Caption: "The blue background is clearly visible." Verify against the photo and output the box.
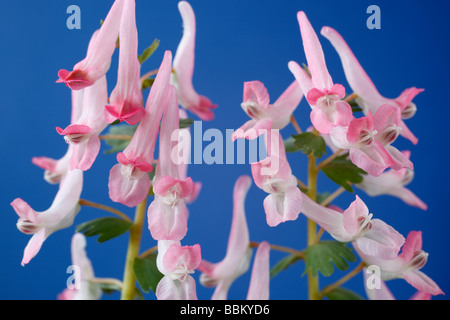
[1,0,448,300]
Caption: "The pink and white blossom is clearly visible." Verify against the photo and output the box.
[356,151,427,210]
[108,51,172,207]
[320,26,422,145]
[155,240,201,300]
[11,168,83,266]
[232,80,303,141]
[57,0,124,90]
[288,12,353,134]
[198,175,253,300]
[246,241,271,300]
[172,1,217,120]
[147,85,194,241]
[105,0,144,125]
[58,233,101,300]
[251,132,303,227]
[355,231,443,296]
[300,194,405,260]
[56,76,109,171]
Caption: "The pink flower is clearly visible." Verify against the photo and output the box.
[329,105,413,177]
[356,151,427,210]
[56,76,109,171]
[251,132,303,227]
[198,175,253,300]
[108,51,172,207]
[246,241,271,300]
[155,240,201,300]
[320,26,423,145]
[232,80,303,141]
[147,85,194,241]
[57,0,124,90]
[301,194,405,260]
[363,268,431,300]
[288,12,353,134]
[58,233,101,300]
[105,0,144,125]
[172,1,217,121]
[11,168,83,266]
[355,231,443,296]
[33,90,84,183]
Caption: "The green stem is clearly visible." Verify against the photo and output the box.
[320,262,366,298]
[120,199,147,300]
[306,154,320,300]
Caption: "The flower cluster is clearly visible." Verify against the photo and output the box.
[11,0,442,301]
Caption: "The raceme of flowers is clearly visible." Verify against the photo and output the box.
[11,0,443,300]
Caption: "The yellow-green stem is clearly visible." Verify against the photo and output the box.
[121,199,147,300]
[306,154,320,300]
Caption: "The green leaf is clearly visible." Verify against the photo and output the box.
[270,254,301,279]
[321,154,367,192]
[292,132,327,158]
[138,39,160,64]
[103,124,137,154]
[304,241,357,277]
[179,118,194,129]
[76,217,132,243]
[134,253,164,294]
[324,287,364,300]
[141,78,155,90]
[284,136,300,153]
[97,282,144,300]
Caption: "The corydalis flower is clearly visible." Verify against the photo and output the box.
[198,175,253,300]
[57,0,124,90]
[288,11,352,134]
[320,26,423,145]
[363,268,431,300]
[109,51,172,207]
[33,90,84,183]
[105,0,144,125]
[147,85,194,241]
[11,168,83,266]
[357,151,427,210]
[58,233,101,300]
[355,231,443,296]
[172,1,217,120]
[301,194,405,260]
[251,132,302,227]
[156,240,201,300]
[232,80,303,141]
[56,76,109,172]
[246,241,271,300]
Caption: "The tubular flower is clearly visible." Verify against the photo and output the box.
[251,131,303,227]
[246,241,271,300]
[147,85,194,241]
[172,1,217,120]
[356,151,427,210]
[300,194,405,260]
[56,76,109,172]
[178,109,202,204]
[58,233,102,300]
[105,0,144,125]
[363,268,431,300]
[108,51,172,207]
[11,168,83,266]
[198,175,253,300]
[288,12,353,134]
[329,111,396,177]
[33,90,84,183]
[320,26,423,145]
[232,80,303,141]
[354,231,443,296]
[155,240,201,300]
[57,0,124,90]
